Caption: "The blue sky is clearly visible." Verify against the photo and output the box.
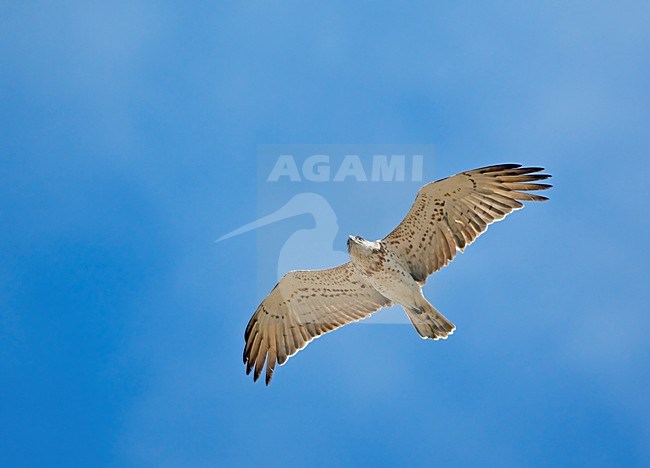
[2,1,649,466]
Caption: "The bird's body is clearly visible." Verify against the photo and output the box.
[241,164,552,384]
[348,237,455,340]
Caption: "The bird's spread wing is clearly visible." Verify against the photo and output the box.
[383,164,551,283]
[243,262,391,385]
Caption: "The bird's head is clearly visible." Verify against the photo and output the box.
[347,235,380,256]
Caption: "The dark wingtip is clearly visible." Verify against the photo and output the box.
[244,315,256,341]
[478,163,521,173]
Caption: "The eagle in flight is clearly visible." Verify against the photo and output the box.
[243,164,551,385]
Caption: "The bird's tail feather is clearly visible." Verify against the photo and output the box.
[405,302,455,340]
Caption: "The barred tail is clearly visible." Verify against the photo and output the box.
[404,302,455,340]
